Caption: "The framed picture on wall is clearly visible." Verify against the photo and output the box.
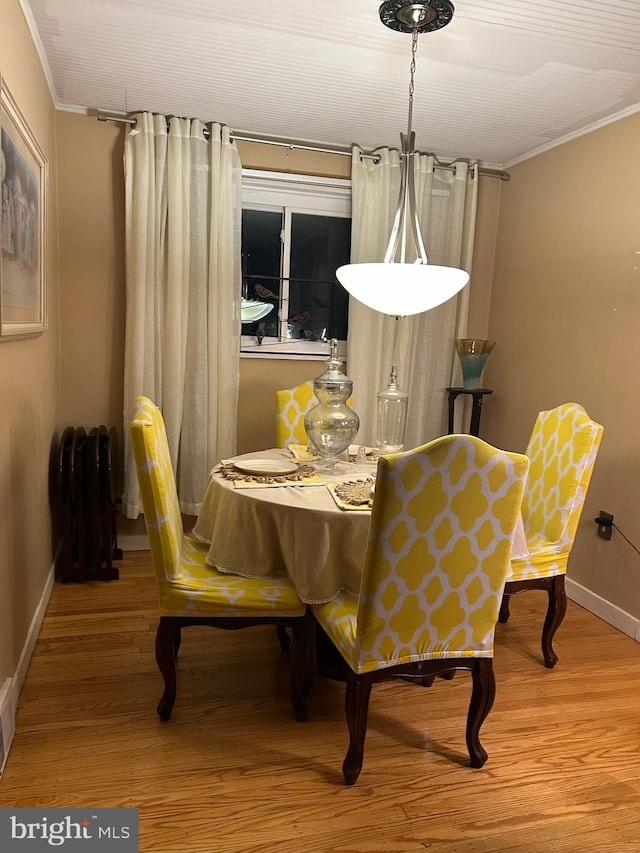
[0,74,47,338]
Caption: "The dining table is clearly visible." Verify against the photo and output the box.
[192,447,378,604]
[191,445,529,605]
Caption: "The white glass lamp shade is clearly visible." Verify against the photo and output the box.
[336,262,469,317]
[241,298,274,323]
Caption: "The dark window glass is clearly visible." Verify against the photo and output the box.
[242,209,282,339]
[288,214,351,342]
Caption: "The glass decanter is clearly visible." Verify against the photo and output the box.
[376,364,409,453]
[304,339,360,471]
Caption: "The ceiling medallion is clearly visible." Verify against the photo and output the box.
[379,0,454,34]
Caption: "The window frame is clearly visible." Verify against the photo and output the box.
[241,169,351,360]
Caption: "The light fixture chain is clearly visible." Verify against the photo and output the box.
[407,30,418,137]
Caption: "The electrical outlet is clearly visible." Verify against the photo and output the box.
[595,510,614,540]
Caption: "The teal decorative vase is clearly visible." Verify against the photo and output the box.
[455,339,495,390]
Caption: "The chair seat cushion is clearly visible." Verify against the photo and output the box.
[508,543,569,582]
[158,538,306,617]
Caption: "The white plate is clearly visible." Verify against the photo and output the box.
[233,458,299,476]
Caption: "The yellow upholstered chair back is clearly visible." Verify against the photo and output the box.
[521,402,603,559]
[351,435,529,674]
[275,381,316,448]
[502,403,603,667]
[129,396,184,583]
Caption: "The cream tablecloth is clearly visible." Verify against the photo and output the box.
[192,448,528,605]
[192,449,375,604]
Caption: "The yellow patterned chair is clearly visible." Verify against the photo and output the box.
[274,379,318,653]
[500,402,603,668]
[129,396,312,723]
[275,381,316,448]
[310,434,529,785]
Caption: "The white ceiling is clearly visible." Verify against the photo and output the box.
[20,0,640,168]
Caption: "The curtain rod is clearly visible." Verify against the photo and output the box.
[96,112,510,182]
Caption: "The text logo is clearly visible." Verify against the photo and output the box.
[0,808,138,851]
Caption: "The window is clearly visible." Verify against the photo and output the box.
[241,170,351,358]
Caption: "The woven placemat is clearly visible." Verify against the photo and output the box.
[218,461,323,488]
[328,477,375,510]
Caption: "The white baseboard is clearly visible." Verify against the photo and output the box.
[118,534,149,551]
[566,577,640,642]
[0,561,55,776]
[0,679,12,775]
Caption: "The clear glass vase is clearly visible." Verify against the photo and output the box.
[376,364,408,453]
[304,339,360,471]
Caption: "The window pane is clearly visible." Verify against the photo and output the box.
[288,214,351,342]
[242,209,282,338]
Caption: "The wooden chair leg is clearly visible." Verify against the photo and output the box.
[466,658,496,769]
[289,614,313,723]
[499,592,511,623]
[155,617,178,721]
[302,614,316,699]
[276,624,291,652]
[542,575,567,669]
[343,673,373,785]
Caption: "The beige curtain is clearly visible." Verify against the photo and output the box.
[347,148,478,447]
[122,113,241,518]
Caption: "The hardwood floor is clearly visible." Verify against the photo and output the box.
[0,550,639,852]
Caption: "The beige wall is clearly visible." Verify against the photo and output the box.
[237,358,320,453]
[57,112,126,428]
[483,111,640,618]
[0,0,59,679]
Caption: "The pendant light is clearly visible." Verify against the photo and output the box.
[336,0,469,317]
